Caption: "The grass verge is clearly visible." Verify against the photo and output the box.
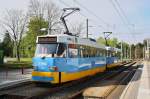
[0,58,33,69]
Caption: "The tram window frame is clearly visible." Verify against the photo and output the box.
[88,46,91,57]
[56,43,67,57]
[82,45,88,58]
[78,45,106,58]
[93,47,97,57]
[107,50,112,57]
[79,45,89,58]
[91,48,93,57]
[102,49,106,57]
[35,43,57,57]
[78,45,83,58]
[97,48,104,57]
[68,44,79,58]
[116,51,121,58]
[96,49,99,57]
[35,43,67,58]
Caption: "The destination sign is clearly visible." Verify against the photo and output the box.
[38,37,57,43]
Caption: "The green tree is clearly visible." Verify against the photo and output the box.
[2,31,13,57]
[108,38,118,47]
[21,17,48,57]
[135,43,143,59]
[131,44,135,59]
[0,40,3,50]
[2,9,28,61]
[97,37,119,48]
[97,37,106,45]
[20,0,61,58]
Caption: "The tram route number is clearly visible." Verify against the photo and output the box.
[38,37,57,43]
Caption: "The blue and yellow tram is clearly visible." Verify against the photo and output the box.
[32,34,121,84]
[106,47,121,68]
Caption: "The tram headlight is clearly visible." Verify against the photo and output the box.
[49,66,58,71]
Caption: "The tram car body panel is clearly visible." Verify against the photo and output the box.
[32,57,106,83]
[106,47,121,68]
[106,57,121,68]
[32,34,121,84]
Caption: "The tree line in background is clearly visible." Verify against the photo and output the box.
[0,0,144,61]
[97,37,144,59]
[0,0,60,61]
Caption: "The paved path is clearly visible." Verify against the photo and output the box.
[0,69,32,84]
[137,61,150,99]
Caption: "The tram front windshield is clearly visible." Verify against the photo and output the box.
[35,43,66,57]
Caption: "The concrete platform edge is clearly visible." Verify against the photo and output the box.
[120,63,143,99]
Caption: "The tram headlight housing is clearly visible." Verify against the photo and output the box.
[49,66,58,71]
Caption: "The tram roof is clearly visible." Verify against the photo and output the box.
[37,34,106,49]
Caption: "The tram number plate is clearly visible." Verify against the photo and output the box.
[38,37,57,43]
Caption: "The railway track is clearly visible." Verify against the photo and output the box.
[0,61,136,99]
[82,62,140,99]
[0,81,51,99]
[0,79,82,99]
[56,62,136,99]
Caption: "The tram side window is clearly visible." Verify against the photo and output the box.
[107,51,112,57]
[96,50,99,57]
[78,45,106,58]
[93,47,96,57]
[101,49,105,57]
[97,50,100,57]
[78,46,84,57]
[116,52,121,58]
[99,49,103,57]
[79,45,90,58]
[90,47,93,57]
[80,45,88,58]
[78,45,83,58]
[79,46,106,57]
[112,52,115,57]
[68,44,78,58]
[110,51,113,57]
[96,49,105,57]
[118,52,121,59]
[88,46,94,57]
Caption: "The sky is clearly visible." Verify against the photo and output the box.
[0,0,150,44]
